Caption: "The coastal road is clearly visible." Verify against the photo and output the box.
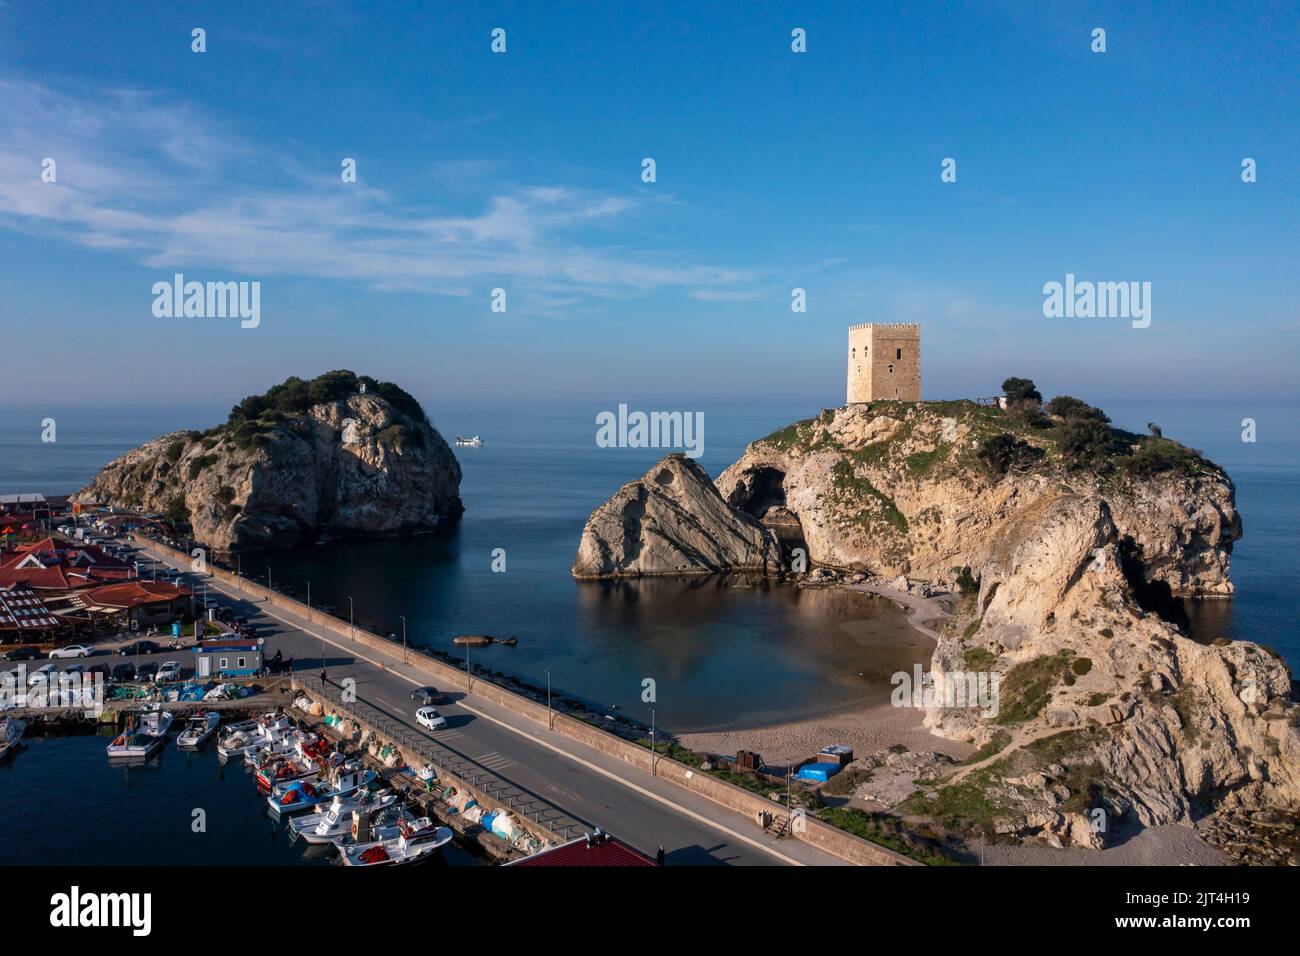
[133,545,848,867]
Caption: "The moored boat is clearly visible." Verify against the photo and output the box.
[268,761,379,816]
[255,737,330,791]
[338,816,452,867]
[288,790,399,845]
[0,716,26,762]
[177,711,221,749]
[218,713,294,759]
[107,706,174,759]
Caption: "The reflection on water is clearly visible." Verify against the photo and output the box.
[241,534,927,731]
[0,732,478,867]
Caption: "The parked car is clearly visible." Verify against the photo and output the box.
[27,663,57,686]
[110,663,137,682]
[49,643,93,659]
[155,661,183,682]
[60,663,84,676]
[118,640,160,656]
[2,646,42,662]
[415,706,447,730]
[85,663,111,679]
[136,661,160,682]
[410,686,444,705]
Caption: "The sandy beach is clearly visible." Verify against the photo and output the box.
[678,580,973,765]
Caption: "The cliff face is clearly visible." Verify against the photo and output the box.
[574,400,1298,849]
[714,402,1239,598]
[77,385,462,552]
[572,454,782,578]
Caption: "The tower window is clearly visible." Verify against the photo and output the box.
[888,364,895,374]
[896,348,902,360]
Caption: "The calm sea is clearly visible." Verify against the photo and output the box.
[1,398,1295,731]
[0,730,479,867]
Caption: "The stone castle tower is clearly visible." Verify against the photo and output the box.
[847,323,921,403]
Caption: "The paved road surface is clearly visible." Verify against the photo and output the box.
[113,545,848,866]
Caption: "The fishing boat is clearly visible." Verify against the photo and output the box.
[454,435,483,447]
[176,711,221,749]
[255,737,331,791]
[339,816,453,867]
[241,727,305,766]
[0,716,26,762]
[268,761,379,816]
[288,789,399,845]
[218,714,294,758]
[106,706,174,759]
[221,710,288,737]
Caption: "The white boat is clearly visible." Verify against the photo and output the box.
[218,715,294,759]
[107,706,174,759]
[454,435,483,447]
[240,727,303,766]
[0,716,26,762]
[268,761,379,816]
[288,790,400,845]
[339,816,453,867]
[176,711,221,749]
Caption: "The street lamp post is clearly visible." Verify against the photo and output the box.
[651,708,657,776]
[348,597,354,641]
[401,615,407,664]
[546,670,552,730]
[465,642,471,693]
[306,580,311,622]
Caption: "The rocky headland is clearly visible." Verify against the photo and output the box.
[76,370,463,551]
[574,390,1299,857]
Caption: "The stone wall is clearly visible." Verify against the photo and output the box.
[847,322,921,403]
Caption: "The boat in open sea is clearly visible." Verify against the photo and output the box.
[106,706,174,759]
[454,435,483,447]
[0,716,26,762]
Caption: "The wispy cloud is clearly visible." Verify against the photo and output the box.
[0,77,756,302]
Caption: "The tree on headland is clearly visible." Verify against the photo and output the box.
[978,434,1045,477]
[1001,377,1043,420]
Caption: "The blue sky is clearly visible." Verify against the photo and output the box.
[0,0,1296,411]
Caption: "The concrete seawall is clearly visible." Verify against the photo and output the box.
[135,533,917,866]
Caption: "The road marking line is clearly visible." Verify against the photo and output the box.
[454,697,800,863]
[145,547,805,865]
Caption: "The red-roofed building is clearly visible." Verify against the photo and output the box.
[0,538,131,591]
[506,830,659,867]
[0,587,61,641]
[68,581,191,627]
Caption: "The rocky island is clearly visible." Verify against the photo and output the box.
[574,381,1299,856]
[76,370,463,551]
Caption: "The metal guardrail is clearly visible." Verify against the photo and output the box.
[295,675,586,843]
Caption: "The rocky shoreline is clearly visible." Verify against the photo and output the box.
[572,397,1300,858]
